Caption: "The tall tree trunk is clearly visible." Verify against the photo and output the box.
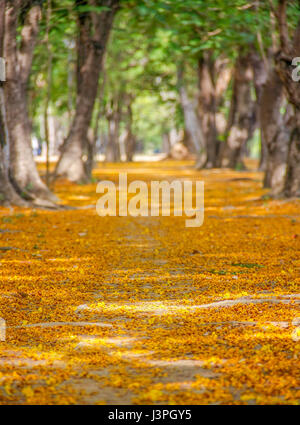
[124,131,136,162]
[54,0,119,182]
[250,50,269,171]
[177,65,206,168]
[124,94,135,162]
[162,133,171,156]
[197,55,232,168]
[260,68,290,195]
[197,52,218,168]
[182,128,197,154]
[4,0,56,205]
[215,57,232,144]
[259,131,268,171]
[221,53,254,169]
[86,70,107,178]
[0,144,25,206]
[105,98,121,162]
[0,128,24,206]
[0,0,24,205]
[85,128,96,180]
[283,110,300,197]
[44,0,52,188]
[274,1,300,197]
[0,79,20,205]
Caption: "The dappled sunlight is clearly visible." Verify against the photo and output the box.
[0,161,299,404]
[1,0,300,408]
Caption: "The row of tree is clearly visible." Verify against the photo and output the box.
[0,0,300,208]
[0,0,119,207]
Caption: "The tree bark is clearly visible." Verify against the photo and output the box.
[86,71,106,178]
[197,53,228,168]
[260,68,290,195]
[124,130,136,162]
[215,58,232,140]
[0,132,25,206]
[283,110,300,197]
[4,0,56,205]
[197,53,218,168]
[85,128,96,180]
[124,94,135,162]
[197,55,232,168]
[0,0,25,206]
[220,53,254,169]
[105,98,121,162]
[274,1,300,197]
[162,133,171,156]
[177,65,206,168]
[250,50,269,171]
[54,0,119,182]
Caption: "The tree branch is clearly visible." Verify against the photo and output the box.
[277,0,291,53]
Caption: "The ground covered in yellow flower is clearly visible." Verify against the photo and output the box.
[0,161,299,405]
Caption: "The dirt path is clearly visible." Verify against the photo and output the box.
[0,161,299,404]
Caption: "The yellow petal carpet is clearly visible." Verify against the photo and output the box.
[0,161,299,404]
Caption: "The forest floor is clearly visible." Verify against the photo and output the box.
[0,160,299,405]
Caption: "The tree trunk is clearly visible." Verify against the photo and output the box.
[86,71,107,179]
[0,148,25,206]
[0,136,25,206]
[250,50,269,171]
[274,1,300,197]
[221,53,254,169]
[177,65,206,168]
[0,0,25,206]
[0,1,10,203]
[283,109,300,197]
[54,0,119,182]
[105,99,121,162]
[85,128,96,179]
[162,133,171,156]
[197,55,232,168]
[4,1,56,206]
[124,95,135,162]
[259,132,268,172]
[124,131,136,162]
[0,64,25,205]
[260,68,290,195]
[215,58,232,144]
[197,53,218,168]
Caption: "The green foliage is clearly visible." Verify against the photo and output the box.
[27,0,300,153]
